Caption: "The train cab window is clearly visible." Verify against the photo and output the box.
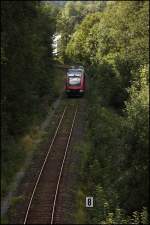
[67,69,83,77]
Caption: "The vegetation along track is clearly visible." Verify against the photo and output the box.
[23,104,78,224]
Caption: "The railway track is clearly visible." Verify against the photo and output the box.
[23,104,78,224]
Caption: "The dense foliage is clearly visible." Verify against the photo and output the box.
[1,1,149,224]
[56,1,106,62]
[65,1,149,223]
[1,1,59,197]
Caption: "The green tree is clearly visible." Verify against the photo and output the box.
[1,1,58,197]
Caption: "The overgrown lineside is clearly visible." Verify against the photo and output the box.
[64,1,149,223]
[1,1,59,198]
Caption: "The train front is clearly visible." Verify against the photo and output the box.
[65,68,85,96]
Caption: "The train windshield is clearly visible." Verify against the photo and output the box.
[68,77,81,86]
[67,69,82,77]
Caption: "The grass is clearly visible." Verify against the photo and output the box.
[1,139,27,198]
[1,216,9,224]
[75,189,86,224]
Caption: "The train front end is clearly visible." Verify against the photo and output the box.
[65,68,85,96]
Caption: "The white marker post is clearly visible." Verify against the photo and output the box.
[86,197,93,207]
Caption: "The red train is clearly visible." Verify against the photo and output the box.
[65,66,86,96]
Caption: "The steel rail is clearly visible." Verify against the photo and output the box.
[50,106,78,224]
[23,106,67,224]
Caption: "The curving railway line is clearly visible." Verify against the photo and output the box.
[23,104,78,224]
